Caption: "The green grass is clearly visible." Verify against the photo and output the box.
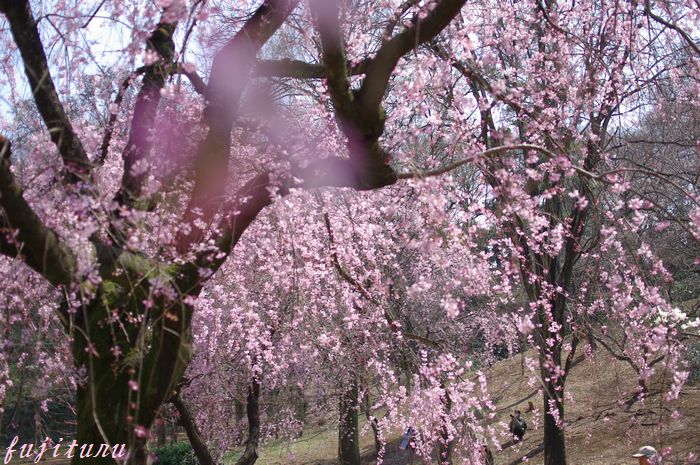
[223,417,395,465]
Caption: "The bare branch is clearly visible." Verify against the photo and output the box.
[644,0,700,56]
[115,20,178,207]
[176,64,208,95]
[177,0,300,252]
[0,0,91,183]
[253,58,368,79]
[98,67,146,165]
[358,0,467,113]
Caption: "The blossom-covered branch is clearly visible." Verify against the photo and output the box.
[0,136,77,286]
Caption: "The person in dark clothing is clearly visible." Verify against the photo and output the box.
[509,410,527,442]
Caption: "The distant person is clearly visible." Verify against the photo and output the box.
[399,426,416,464]
[399,425,416,450]
[632,446,659,465]
[509,410,527,442]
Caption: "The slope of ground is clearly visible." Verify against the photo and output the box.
[16,343,698,465]
[486,348,699,465]
[241,346,699,465]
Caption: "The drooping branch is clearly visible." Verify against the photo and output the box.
[429,41,529,118]
[0,136,77,287]
[0,0,91,183]
[180,156,397,287]
[322,207,442,349]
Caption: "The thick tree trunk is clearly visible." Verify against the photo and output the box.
[235,379,261,465]
[338,378,361,465]
[71,287,193,465]
[542,392,566,465]
[73,383,138,465]
[171,394,216,465]
[537,298,569,465]
[72,319,137,465]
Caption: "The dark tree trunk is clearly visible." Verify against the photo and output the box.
[438,380,453,465]
[73,387,137,465]
[235,378,261,465]
[537,296,570,465]
[338,378,361,465]
[171,394,216,465]
[542,389,566,465]
[72,312,137,465]
[362,390,381,458]
[71,286,193,465]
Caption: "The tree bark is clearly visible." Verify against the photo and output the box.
[72,302,138,465]
[71,285,193,465]
[171,394,216,465]
[362,390,381,458]
[235,379,261,465]
[338,378,361,465]
[438,380,453,465]
[542,386,566,465]
[73,376,136,465]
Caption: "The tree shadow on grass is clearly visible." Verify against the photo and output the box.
[504,442,545,465]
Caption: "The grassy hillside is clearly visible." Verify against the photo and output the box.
[234,346,699,465]
[17,342,698,465]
